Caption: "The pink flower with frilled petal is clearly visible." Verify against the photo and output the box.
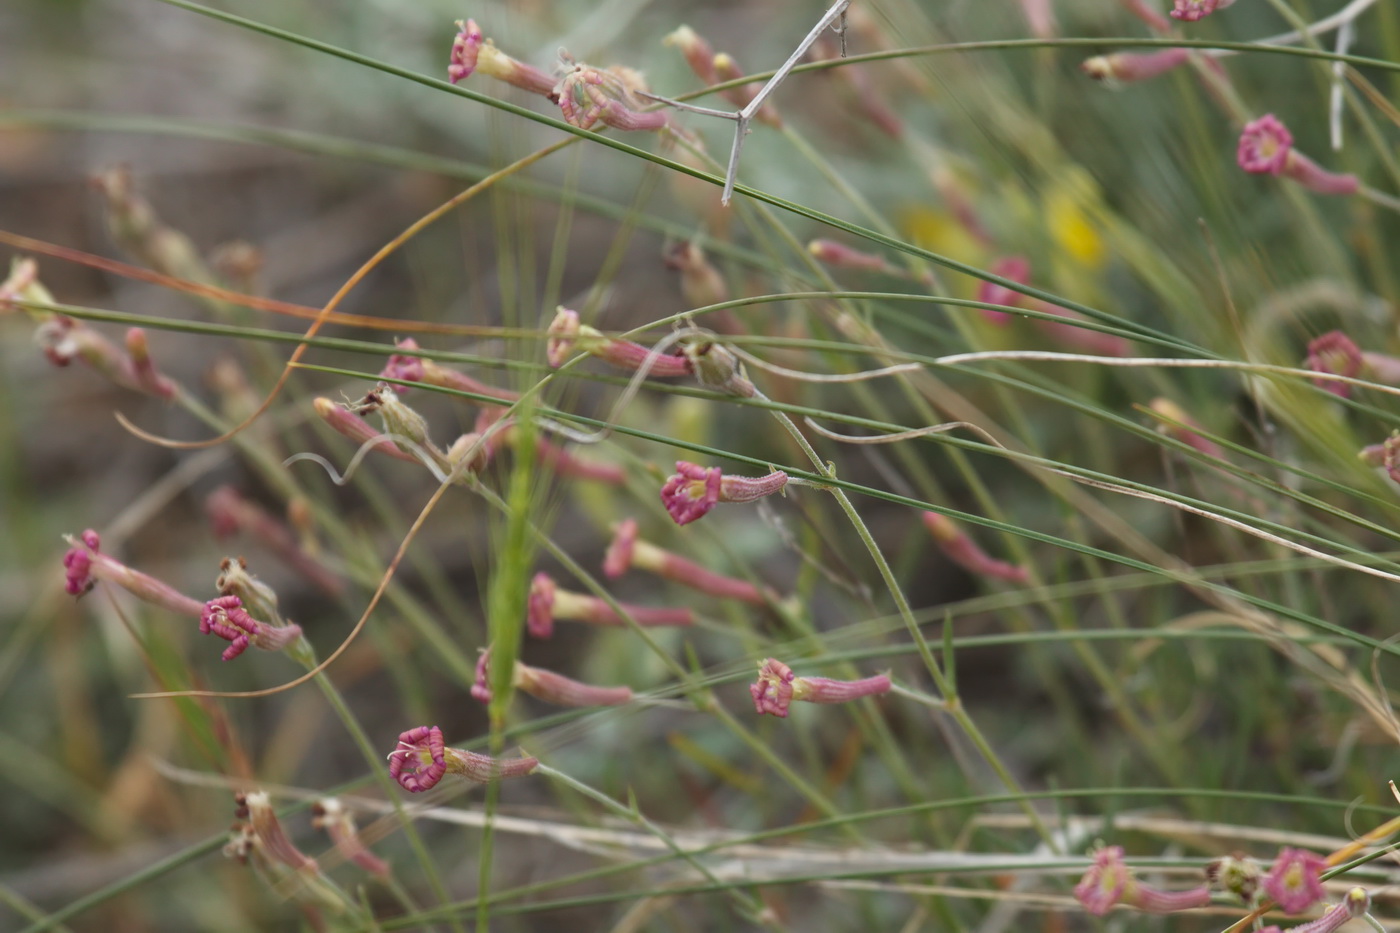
[750,658,797,718]
[526,571,693,638]
[660,461,788,526]
[749,657,891,718]
[387,724,537,792]
[1075,846,1133,915]
[448,20,483,84]
[1238,115,1294,175]
[1263,847,1326,915]
[661,462,722,525]
[387,725,448,793]
[199,595,303,662]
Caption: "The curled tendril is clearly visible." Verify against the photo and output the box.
[284,433,448,485]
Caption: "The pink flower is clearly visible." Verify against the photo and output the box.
[386,725,537,793]
[199,595,303,662]
[1238,115,1294,175]
[1073,846,1215,914]
[63,529,102,595]
[977,257,1031,325]
[387,725,448,792]
[446,20,555,97]
[1305,331,1363,398]
[35,317,176,398]
[1075,846,1132,915]
[448,19,483,84]
[62,530,205,616]
[1263,847,1327,914]
[1171,0,1236,21]
[1238,115,1359,195]
[660,461,788,526]
[749,658,891,718]
[660,462,721,525]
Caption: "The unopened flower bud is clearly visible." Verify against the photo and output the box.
[545,307,692,376]
[808,239,893,273]
[352,383,448,470]
[473,647,633,707]
[379,337,520,403]
[664,25,718,84]
[604,518,773,603]
[526,571,694,638]
[921,512,1029,584]
[1081,48,1191,84]
[313,397,419,463]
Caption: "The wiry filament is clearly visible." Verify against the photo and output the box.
[728,345,920,382]
[803,417,1008,450]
